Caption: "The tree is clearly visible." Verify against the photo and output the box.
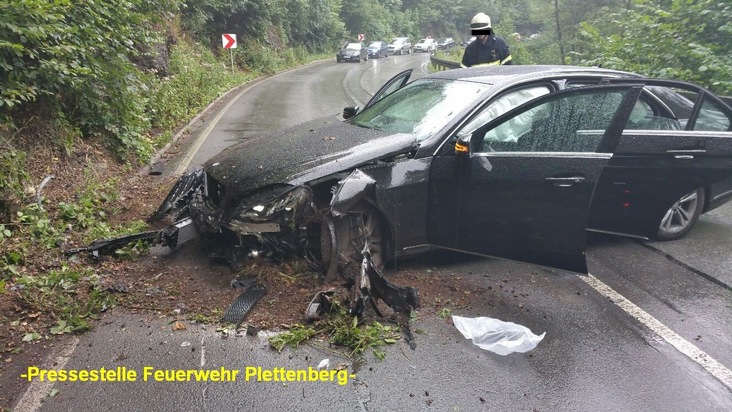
[575,0,732,94]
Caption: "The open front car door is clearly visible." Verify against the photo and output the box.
[429,85,644,274]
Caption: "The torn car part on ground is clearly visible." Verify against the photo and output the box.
[222,283,267,328]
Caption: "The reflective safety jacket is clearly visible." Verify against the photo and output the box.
[461,36,512,67]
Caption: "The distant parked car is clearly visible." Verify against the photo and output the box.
[388,37,411,55]
[437,37,455,50]
[336,42,368,62]
[461,36,476,47]
[366,41,389,58]
[414,38,437,53]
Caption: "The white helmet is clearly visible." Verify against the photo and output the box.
[470,13,492,30]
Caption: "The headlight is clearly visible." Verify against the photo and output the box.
[234,186,314,224]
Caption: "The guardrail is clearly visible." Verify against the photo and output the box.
[430,55,461,71]
[427,57,732,107]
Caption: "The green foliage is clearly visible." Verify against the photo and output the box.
[575,0,732,94]
[16,204,61,249]
[235,40,319,75]
[0,143,28,216]
[269,300,401,359]
[327,315,400,359]
[16,265,114,333]
[0,246,23,280]
[0,0,181,159]
[149,42,252,134]
[269,324,318,351]
[437,307,453,319]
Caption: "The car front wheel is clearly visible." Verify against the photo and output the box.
[320,203,386,279]
[656,187,705,240]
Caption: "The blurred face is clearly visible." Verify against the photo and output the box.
[471,29,491,43]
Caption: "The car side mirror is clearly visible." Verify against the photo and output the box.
[343,106,359,119]
[455,134,471,156]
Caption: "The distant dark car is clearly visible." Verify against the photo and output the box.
[437,37,455,50]
[152,66,732,276]
[336,42,367,62]
[461,36,476,47]
[366,41,389,58]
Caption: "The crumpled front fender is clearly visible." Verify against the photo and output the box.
[330,169,376,217]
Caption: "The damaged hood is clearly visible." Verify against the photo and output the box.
[204,116,418,196]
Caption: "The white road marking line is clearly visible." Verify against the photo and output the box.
[420,60,430,75]
[14,336,80,412]
[200,335,206,367]
[581,273,732,390]
[174,67,304,175]
[173,84,249,176]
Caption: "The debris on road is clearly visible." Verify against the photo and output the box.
[452,315,545,355]
[222,284,267,328]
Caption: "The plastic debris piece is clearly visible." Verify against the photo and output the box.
[452,315,545,356]
[317,359,330,370]
[221,285,266,328]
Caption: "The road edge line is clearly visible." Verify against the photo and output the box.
[13,336,80,412]
[581,273,732,391]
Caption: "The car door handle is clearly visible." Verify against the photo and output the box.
[667,149,706,160]
[545,177,585,187]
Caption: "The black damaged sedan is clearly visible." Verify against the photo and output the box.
[149,65,732,276]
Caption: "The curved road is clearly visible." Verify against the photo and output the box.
[170,54,433,175]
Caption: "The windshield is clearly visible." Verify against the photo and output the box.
[350,79,486,142]
[345,43,361,50]
[367,42,381,47]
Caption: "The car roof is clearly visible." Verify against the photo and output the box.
[426,65,642,87]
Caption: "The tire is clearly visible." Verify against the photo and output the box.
[656,187,705,240]
[320,203,387,279]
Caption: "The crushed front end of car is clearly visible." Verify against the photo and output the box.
[147,169,324,270]
[67,168,326,272]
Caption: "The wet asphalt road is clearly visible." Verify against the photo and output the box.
[17,54,732,411]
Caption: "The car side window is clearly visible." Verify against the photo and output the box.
[480,89,630,153]
[456,86,551,140]
[695,99,731,131]
[624,99,681,130]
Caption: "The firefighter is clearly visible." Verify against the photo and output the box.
[461,13,512,67]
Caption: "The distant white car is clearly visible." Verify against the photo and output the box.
[388,37,412,55]
[414,38,437,52]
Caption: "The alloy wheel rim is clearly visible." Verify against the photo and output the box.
[659,190,699,234]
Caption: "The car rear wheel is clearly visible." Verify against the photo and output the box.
[320,203,386,279]
[656,187,705,240]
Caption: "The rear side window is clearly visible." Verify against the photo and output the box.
[648,86,732,131]
[695,99,731,131]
